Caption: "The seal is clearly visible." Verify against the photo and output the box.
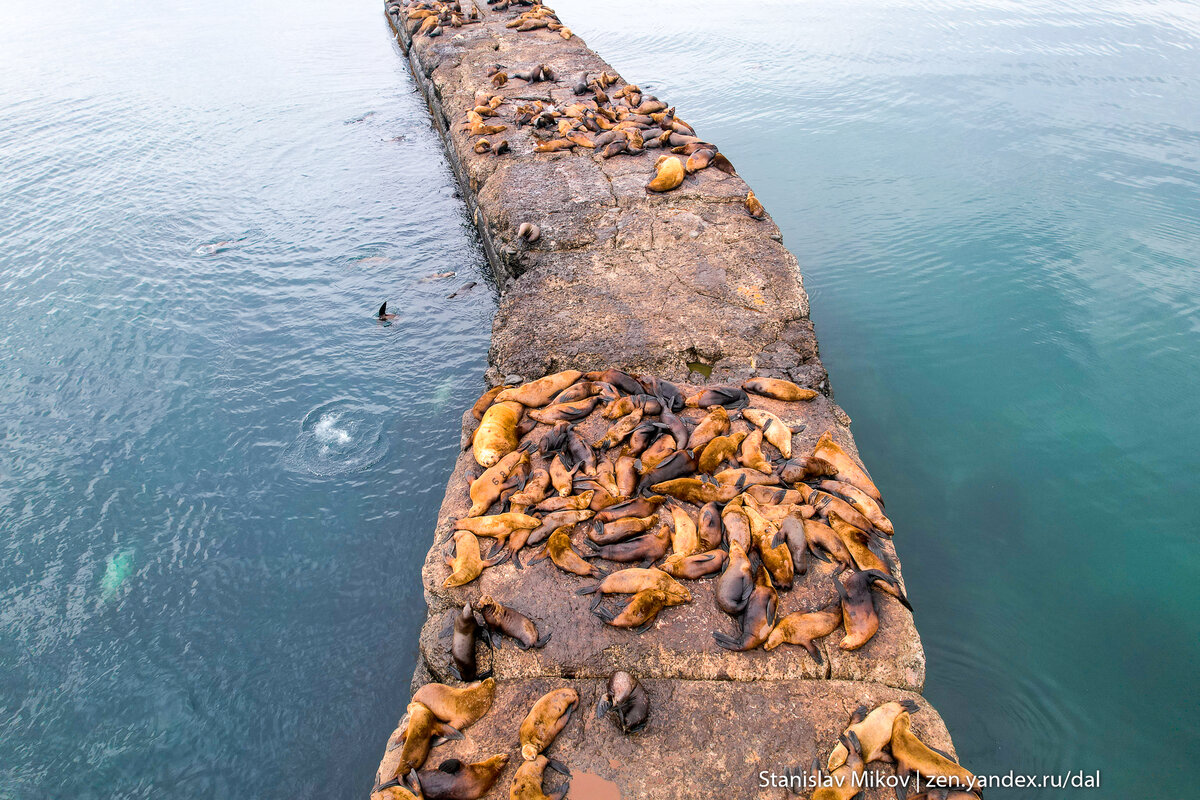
[797,518,855,572]
[683,386,749,409]
[744,190,765,219]
[596,670,649,733]
[582,369,643,395]
[697,501,724,550]
[532,525,604,577]
[659,548,726,579]
[414,754,509,800]
[796,484,875,534]
[509,755,570,800]
[646,155,684,192]
[716,539,755,616]
[712,566,777,651]
[375,702,463,787]
[441,604,491,681]
[594,587,673,630]
[742,377,817,402]
[891,711,977,790]
[411,678,497,731]
[528,396,602,423]
[519,688,579,761]
[454,512,541,543]
[534,491,594,513]
[474,400,523,467]
[594,408,644,449]
[819,479,894,534]
[496,371,583,408]
[738,429,774,474]
[467,449,530,517]
[635,449,697,494]
[811,431,882,501]
[552,381,619,405]
[651,477,736,505]
[779,455,838,483]
[836,569,909,650]
[745,505,793,589]
[762,605,841,658]
[508,469,550,514]
[828,512,898,589]
[588,514,658,545]
[575,566,689,608]
[370,785,419,800]
[741,408,795,458]
[826,699,919,771]
[685,406,730,452]
[593,495,665,523]
[697,431,746,473]
[475,595,550,649]
[443,531,509,588]
[583,520,672,562]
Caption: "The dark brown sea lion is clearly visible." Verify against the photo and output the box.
[635,449,696,494]
[565,428,597,473]
[637,375,685,410]
[589,514,658,545]
[657,407,691,449]
[552,380,619,405]
[712,566,776,651]
[742,377,817,402]
[475,595,550,649]
[836,569,909,651]
[411,678,496,731]
[797,483,875,533]
[519,688,578,760]
[471,384,511,420]
[528,396,601,424]
[596,671,649,733]
[779,455,838,483]
[683,386,749,409]
[659,548,725,579]
[819,479,894,534]
[763,606,841,659]
[414,753,509,800]
[537,421,571,454]
[583,368,643,395]
[583,521,671,562]
[593,495,665,523]
[444,604,489,681]
[696,501,724,550]
[716,540,755,618]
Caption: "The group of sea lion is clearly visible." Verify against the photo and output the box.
[803,701,981,800]
[389,0,480,38]
[372,679,588,800]
[438,595,551,681]
[449,367,910,661]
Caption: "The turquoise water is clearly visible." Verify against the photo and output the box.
[0,0,493,795]
[553,0,1200,795]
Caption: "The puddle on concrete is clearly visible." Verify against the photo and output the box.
[686,361,713,378]
[569,770,622,800]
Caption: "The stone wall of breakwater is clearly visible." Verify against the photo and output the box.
[371,2,974,798]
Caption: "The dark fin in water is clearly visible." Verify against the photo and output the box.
[377,301,388,318]
[929,744,958,763]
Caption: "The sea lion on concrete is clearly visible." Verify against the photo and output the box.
[564,428,597,474]
[508,469,550,514]
[763,606,841,658]
[697,431,746,474]
[471,384,511,420]
[716,539,755,617]
[528,397,601,424]
[576,566,689,612]
[812,431,882,501]
[796,484,875,534]
[827,699,920,771]
[659,548,725,579]
[583,520,672,562]
[745,506,793,590]
[741,408,794,458]
[891,712,977,790]
[651,477,736,505]
[468,449,530,517]
[475,595,549,649]
[594,408,644,449]
[517,222,540,243]
[635,449,697,494]
[666,501,701,556]
[742,377,817,402]
[536,421,571,454]
[797,518,855,572]
[370,785,419,800]
[549,454,576,497]
[779,455,838,483]
[721,503,754,552]
[637,376,685,410]
[532,525,603,577]
[444,531,509,588]
[603,394,662,419]
[519,688,579,760]
[646,155,685,192]
[638,432,676,471]
[684,386,749,410]
[594,587,673,630]
[712,565,776,651]
[819,480,893,535]
[581,368,640,395]
[827,513,897,588]
[738,429,774,474]
[622,421,661,458]
[744,190,765,219]
[474,401,523,467]
[837,569,908,650]
[509,755,570,800]
[552,381,619,405]
[534,491,594,513]
[415,754,509,800]
[776,514,809,576]
[496,371,583,408]
[742,485,805,506]
[412,678,497,731]
[686,406,730,452]
[593,495,666,524]
[443,604,490,681]
[596,671,649,733]
[589,514,658,545]
[615,455,638,497]
[696,501,724,550]
[455,512,541,541]
[376,703,463,786]
[713,467,779,489]
[523,509,595,548]
[810,732,865,800]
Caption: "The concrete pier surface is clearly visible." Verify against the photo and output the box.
[372,1,974,797]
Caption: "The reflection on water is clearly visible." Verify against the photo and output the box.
[552,0,1199,795]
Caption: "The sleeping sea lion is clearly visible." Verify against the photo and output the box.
[684,386,749,410]
[659,548,725,579]
[646,155,684,192]
[533,525,603,577]
[414,754,509,800]
[519,688,579,760]
[471,384,511,420]
[738,429,774,474]
[596,670,649,733]
[475,595,549,649]
[716,539,755,616]
[762,606,841,658]
[811,431,882,501]
[594,587,673,630]
[443,531,509,588]
[411,678,497,731]
[796,484,875,534]
[891,712,977,791]
[467,449,530,517]
[508,469,550,514]
[473,401,523,467]
[593,495,665,523]
[375,703,462,787]
[819,479,893,534]
[712,566,776,651]
[797,518,855,572]
[740,408,794,458]
[685,406,730,453]
[496,371,583,408]
[696,501,724,550]
[697,431,746,473]
[528,396,602,423]
[510,755,570,800]
[827,699,920,770]
[589,514,658,545]
[836,569,909,651]
[583,521,672,562]
[635,450,697,494]
[575,567,689,608]
[742,377,817,402]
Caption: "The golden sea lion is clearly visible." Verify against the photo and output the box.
[796,484,875,534]
[741,408,794,458]
[667,502,701,556]
[686,406,730,452]
[370,785,419,800]
[779,455,838,483]
[659,548,725,579]
[646,155,684,192]
[519,688,579,760]
[797,518,855,572]
[467,450,530,517]
[738,429,774,474]
[685,147,715,173]
[742,377,817,401]
[827,513,899,591]
[712,566,776,651]
[636,434,675,472]
[375,703,462,787]
[696,501,724,550]
[615,454,638,497]
[496,371,583,408]
[721,502,754,552]
[471,384,511,420]
[548,454,576,497]
[763,606,841,658]
[528,396,602,424]
[533,525,603,577]
[509,754,569,800]
[415,753,509,800]
[476,595,549,649]
[696,430,745,473]
[820,479,893,534]
[552,380,618,405]
[444,531,508,588]
[534,490,594,513]
[474,401,523,467]
[576,566,689,607]
[811,732,865,800]
[891,712,977,790]
[523,509,595,548]
[594,408,644,449]
[827,699,920,771]
[713,467,779,489]
[745,505,793,590]
[595,587,673,629]
[412,678,497,731]
[744,190,765,219]
[812,431,882,501]
[455,512,541,541]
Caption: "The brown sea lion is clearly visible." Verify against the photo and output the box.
[798,518,855,572]
[548,453,576,497]
[473,401,523,467]
[646,155,684,192]
[594,587,673,630]
[746,505,793,590]
[508,469,550,514]
[721,503,754,552]
[528,396,601,424]
[593,495,665,523]
[534,490,594,513]
[533,525,603,577]
[582,368,642,395]
[375,703,462,786]
[589,514,658,545]
[796,483,876,533]
[776,513,809,576]
[820,479,894,534]
[744,190,765,219]
[828,512,898,590]
[741,408,795,458]
[891,712,978,790]
[685,406,730,452]
[636,450,697,494]
[564,428,597,474]
[412,678,496,731]
[763,606,841,658]
[697,430,747,473]
[575,566,689,607]
[827,699,920,771]
[615,454,638,497]
[738,429,775,474]
[519,688,579,760]
[810,732,865,800]
[475,595,550,649]
[443,531,509,588]
[471,384,511,420]
[712,565,776,651]
[837,569,909,650]
[596,670,649,733]
[812,431,882,501]
[713,467,780,489]
[467,449,530,517]
[509,754,569,800]
[496,371,583,408]
[684,386,749,410]
[583,520,672,562]
[685,147,715,173]
[523,509,595,548]
[454,512,541,541]
[443,604,490,681]
[552,380,618,405]
[779,455,838,483]
[666,502,701,556]
[659,548,726,579]
[742,377,817,402]
[594,408,644,449]
[370,785,420,800]
[415,753,509,800]
[696,501,724,550]
[716,539,755,616]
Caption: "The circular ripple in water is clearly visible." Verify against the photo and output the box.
[281,399,389,477]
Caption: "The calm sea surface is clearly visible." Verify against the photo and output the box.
[2,0,1197,797]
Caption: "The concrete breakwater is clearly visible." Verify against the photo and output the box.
[373,2,974,798]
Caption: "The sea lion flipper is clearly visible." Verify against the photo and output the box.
[547,757,571,776]
[596,696,611,718]
[575,584,599,595]
[534,633,552,648]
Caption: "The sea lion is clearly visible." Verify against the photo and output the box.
[685,147,716,173]
[549,454,577,497]
[519,688,579,760]
[474,401,523,467]
[517,222,540,243]
[796,484,875,534]
[827,699,920,771]
[564,429,597,474]
[716,540,755,617]
[636,433,675,472]
[534,490,594,513]
[455,512,541,541]
[412,678,497,731]
[582,368,642,395]
[652,477,737,505]
[741,408,794,458]
[576,566,689,606]
[665,502,700,556]
[508,469,550,514]
[744,190,765,219]
[594,409,644,451]
[375,703,462,786]
[622,421,661,457]
[594,587,673,629]
[528,396,602,424]
[594,495,665,523]
[820,480,894,534]
[685,406,730,452]
[471,384,511,420]
[811,431,882,501]
[810,732,865,800]
[684,386,749,410]
[697,431,747,473]
[637,376,685,410]
[532,525,603,577]
[536,422,571,455]
[377,301,399,321]
[763,606,841,658]
[444,604,489,681]
[738,429,774,474]
[475,595,549,649]
[523,509,595,548]
[635,449,697,494]
[583,521,672,562]
[696,501,724,550]
[713,467,780,489]
[779,455,838,483]
[370,784,419,800]
[745,506,793,590]
[415,754,509,800]
[797,518,855,572]
[615,454,638,497]
[827,512,896,586]
[776,513,809,576]
[589,514,658,545]
[836,569,908,650]
[721,503,754,552]
[596,671,649,733]
[659,548,725,579]
[742,377,817,402]
[510,755,570,800]
[468,450,530,517]
[712,566,776,651]
[891,712,977,790]
[444,531,509,588]
[552,381,619,405]
[603,394,661,419]
[496,371,583,408]
[742,485,804,506]
[646,155,684,192]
